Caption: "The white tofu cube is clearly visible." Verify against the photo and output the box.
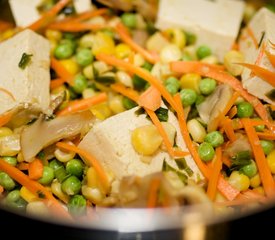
[239,7,275,104]
[0,29,50,115]
[9,0,93,27]
[155,0,245,62]
[78,105,203,182]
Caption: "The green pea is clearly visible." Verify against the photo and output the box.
[66,159,84,178]
[204,131,224,148]
[195,95,205,106]
[198,142,215,162]
[2,156,17,166]
[121,12,137,29]
[72,74,88,94]
[133,74,147,91]
[142,61,153,71]
[55,166,70,183]
[237,101,254,118]
[199,78,216,95]
[181,53,192,61]
[240,160,258,178]
[54,43,74,59]
[180,88,197,107]
[76,48,93,67]
[38,166,54,185]
[68,194,87,216]
[165,77,180,95]
[253,118,265,132]
[61,175,81,195]
[122,96,137,110]
[260,140,274,155]
[185,32,196,45]
[196,45,212,59]
[5,189,27,211]
[48,159,63,171]
[0,172,16,190]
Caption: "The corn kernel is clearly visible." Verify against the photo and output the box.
[83,64,94,79]
[134,53,145,67]
[267,149,275,174]
[26,201,50,217]
[146,32,170,53]
[224,50,244,76]
[187,119,206,143]
[82,185,104,204]
[183,45,197,60]
[91,102,112,120]
[116,71,133,88]
[20,186,38,202]
[60,58,80,75]
[93,61,111,75]
[228,171,250,191]
[92,32,115,55]
[201,55,219,65]
[250,173,261,188]
[108,95,126,114]
[0,127,13,137]
[115,43,132,59]
[82,88,96,99]
[165,28,186,49]
[131,125,163,156]
[0,134,20,156]
[253,186,265,195]
[0,29,16,41]
[180,73,201,93]
[51,179,69,203]
[79,33,94,48]
[160,44,182,63]
[160,122,176,150]
[54,141,76,162]
[45,29,62,41]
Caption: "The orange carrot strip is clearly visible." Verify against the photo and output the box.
[221,118,237,142]
[217,176,240,201]
[0,20,14,32]
[0,158,72,219]
[257,131,275,140]
[26,0,71,31]
[56,141,109,191]
[147,177,161,208]
[110,83,139,102]
[96,53,178,111]
[0,87,16,101]
[247,27,258,48]
[68,8,108,23]
[48,22,106,32]
[170,61,271,127]
[0,110,14,128]
[50,57,74,85]
[173,150,190,158]
[28,158,44,180]
[238,63,275,88]
[228,106,237,119]
[56,92,107,116]
[138,86,161,111]
[17,162,30,171]
[207,147,222,201]
[254,42,266,66]
[114,23,159,64]
[222,155,232,168]
[265,50,275,68]
[241,118,275,198]
[50,78,65,89]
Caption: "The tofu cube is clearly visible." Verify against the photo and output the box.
[78,105,203,182]
[9,0,93,27]
[0,29,50,115]
[155,0,245,62]
[239,7,275,104]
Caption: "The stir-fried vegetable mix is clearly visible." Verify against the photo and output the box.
[0,0,275,222]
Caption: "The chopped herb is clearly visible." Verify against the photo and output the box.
[37,191,46,199]
[18,53,33,70]
[45,114,55,121]
[95,75,116,85]
[175,158,194,177]
[230,150,252,171]
[162,160,188,184]
[266,89,275,101]
[155,107,169,122]
[135,107,145,116]
[37,151,45,160]
[258,31,265,48]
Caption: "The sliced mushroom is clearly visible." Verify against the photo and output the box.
[20,110,95,161]
[197,84,233,131]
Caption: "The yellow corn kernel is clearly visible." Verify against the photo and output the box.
[116,71,133,88]
[180,73,201,93]
[267,149,275,174]
[228,171,250,191]
[45,29,62,41]
[108,95,126,114]
[0,127,13,138]
[91,102,112,120]
[54,141,76,162]
[160,44,182,63]
[79,33,94,48]
[136,13,146,29]
[187,119,206,143]
[146,32,170,53]
[0,28,16,41]
[134,53,145,67]
[160,122,176,151]
[26,201,50,217]
[93,61,111,75]
[131,125,163,156]
[250,173,261,188]
[115,43,132,59]
[165,28,186,49]
[82,88,96,99]
[20,186,38,202]
[201,55,219,65]
[253,186,265,195]
[83,64,94,79]
[82,185,104,205]
[224,50,244,76]
[51,179,70,203]
[60,58,80,75]
[0,134,20,156]
[183,45,197,60]
[92,32,115,55]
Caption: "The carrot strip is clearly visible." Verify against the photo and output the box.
[228,106,237,119]
[238,63,275,88]
[207,147,222,201]
[56,92,107,116]
[265,50,275,68]
[254,42,266,66]
[221,155,232,168]
[96,54,178,111]
[110,83,139,102]
[0,110,14,128]
[50,78,65,89]
[241,118,275,198]
[220,118,237,142]
[50,57,74,85]
[47,22,106,32]
[28,158,44,180]
[217,176,240,201]
[0,158,72,220]
[247,27,258,48]
[0,20,14,32]
[26,0,71,31]
[0,185,3,194]
[257,131,275,140]
[170,61,271,128]
[114,23,159,64]
[56,141,109,191]
[138,86,161,111]
[17,162,30,171]
[66,8,108,23]
[0,87,16,101]
[147,177,161,208]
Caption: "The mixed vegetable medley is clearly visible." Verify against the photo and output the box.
[0,0,275,222]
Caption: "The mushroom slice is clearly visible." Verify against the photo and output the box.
[20,111,94,161]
